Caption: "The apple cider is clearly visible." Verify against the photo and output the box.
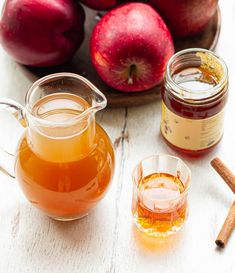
[15,93,115,220]
[132,172,188,236]
[132,155,190,236]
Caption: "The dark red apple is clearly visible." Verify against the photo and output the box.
[150,0,218,37]
[0,0,85,67]
[90,3,174,92]
[80,0,117,10]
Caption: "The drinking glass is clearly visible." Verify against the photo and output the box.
[132,154,191,236]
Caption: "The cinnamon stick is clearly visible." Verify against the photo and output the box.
[215,201,235,248]
[210,157,235,248]
[211,157,235,194]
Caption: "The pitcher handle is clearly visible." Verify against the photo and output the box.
[0,99,27,178]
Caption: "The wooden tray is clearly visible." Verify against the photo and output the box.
[29,7,221,108]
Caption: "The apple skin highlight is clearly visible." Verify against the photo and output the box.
[150,0,218,37]
[90,3,174,92]
[0,0,85,67]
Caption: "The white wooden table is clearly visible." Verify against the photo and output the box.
[0,1,235,272]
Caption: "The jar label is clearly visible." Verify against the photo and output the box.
[161,102,225,150]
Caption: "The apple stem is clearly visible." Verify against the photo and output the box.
[128,64,137,85]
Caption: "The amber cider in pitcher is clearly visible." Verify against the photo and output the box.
[13,73,115,220]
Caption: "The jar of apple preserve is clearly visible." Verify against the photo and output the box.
[161,48,228,156]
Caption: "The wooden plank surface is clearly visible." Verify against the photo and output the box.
[0,1,235,273]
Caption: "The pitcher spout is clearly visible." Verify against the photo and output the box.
[26,73,107,123]
[80,75,107,114]
[24,73,108,162]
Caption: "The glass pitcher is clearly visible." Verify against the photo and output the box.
[0,73,115,221]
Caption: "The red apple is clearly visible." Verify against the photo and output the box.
[0,0,85,67]
[80,0,117,10]
[150,0,218,37]
[90,3,174,92]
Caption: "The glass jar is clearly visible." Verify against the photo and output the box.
[161,48,228,156]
